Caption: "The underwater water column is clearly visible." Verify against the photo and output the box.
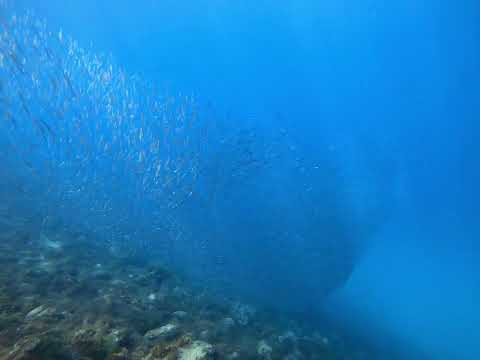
[0,11,208,255]
[0,8,380,315]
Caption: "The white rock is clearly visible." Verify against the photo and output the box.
[144,323,179,340]
[41,234,62,250]
[178,340,213,360]
[257,340,273,359]
[25,305,45,320]
[25,305,53,321]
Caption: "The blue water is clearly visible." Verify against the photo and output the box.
[2,1,479,358]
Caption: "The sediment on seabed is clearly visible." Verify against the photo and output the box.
[0,219,385,360]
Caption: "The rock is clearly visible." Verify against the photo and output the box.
[7,335,69,360]
[41,233,63,250]
[231,302,255,326]
[7,337,41,360]
[144,323,179,340]
[147,334,192,359]
[217,317,235,335]
[25,305,45,319]
[199,330,211,341]
[257,340,273,359]
[24,305,54,321]
[278,331,297,345]
[72,327,110,360]
[172,310,188,319]
[107,347,129,360]
[106,328,133,350]
[178,340,214,360]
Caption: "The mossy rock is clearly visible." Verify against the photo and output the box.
[107,347,129,360]
[72,328,111,360]
[149,335,192,359]
[8,335,70,360]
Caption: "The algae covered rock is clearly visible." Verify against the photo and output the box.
[7,335,70,360]
[107,347,129,360]
[71,324,122,360]
[146,335,192,359]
